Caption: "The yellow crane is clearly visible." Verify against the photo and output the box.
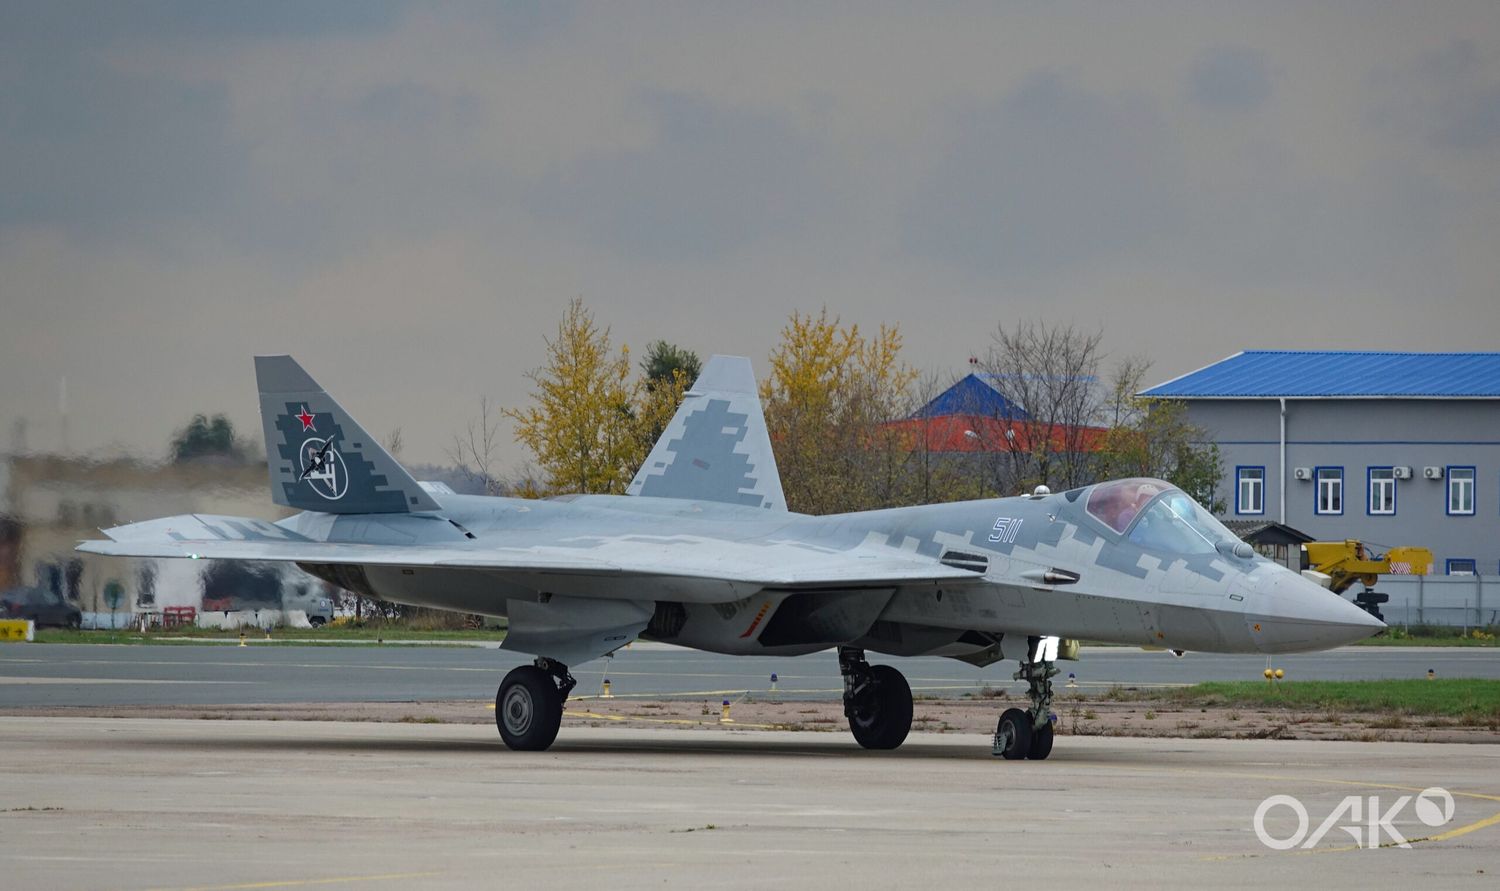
[1300,540,1433,621]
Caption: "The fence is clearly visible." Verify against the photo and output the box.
[1375,574,1499,629]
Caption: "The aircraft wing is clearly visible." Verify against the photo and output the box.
[77,513,982,594]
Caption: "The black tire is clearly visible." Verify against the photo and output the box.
[848,664,913,750]
[1027,718,1054,760]
[308,616,327,628]
[995,707,1032,761]
[496,666,563,751]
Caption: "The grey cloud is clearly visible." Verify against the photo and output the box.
[0,0,406,246]
[902,73,1185,278]
[0,1,401,48]
[1188,46,1273,112]
[3,4,1500,466]
[1421,42,1500,149]
[523,92,835,261]
[1372,39,1500,152]
[0,59,241,239]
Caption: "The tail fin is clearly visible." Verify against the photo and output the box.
[625,355,786,510]
[255,355,440,514]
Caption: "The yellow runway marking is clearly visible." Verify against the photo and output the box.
[150,871,442,890]
[1168,767,1500,860]
[1423,806,1500,842]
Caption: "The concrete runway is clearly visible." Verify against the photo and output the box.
[2,642,1497,708]
[0,717,1495,889]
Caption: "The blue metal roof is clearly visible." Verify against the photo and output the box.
[1142,351,1500,399]
[912,374,1029,419]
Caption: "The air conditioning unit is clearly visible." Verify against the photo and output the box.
[1423,466,1444,480]
[1392,466,1413,480]
[1293,467,1312,481]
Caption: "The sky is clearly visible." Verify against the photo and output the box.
[3,1,1499,471]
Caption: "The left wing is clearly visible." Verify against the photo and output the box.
[78,513,982,596]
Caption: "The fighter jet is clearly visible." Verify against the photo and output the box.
[78,355,1384,759]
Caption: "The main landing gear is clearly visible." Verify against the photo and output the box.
[993,635,1056,761]
[839,647,913,750]
[496,657,576,751]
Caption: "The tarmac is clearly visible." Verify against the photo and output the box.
[3,642,1497,707]
[0,717,1496,889]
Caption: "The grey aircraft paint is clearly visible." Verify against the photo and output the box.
[626,355,785,510]
[81,355,1383,697]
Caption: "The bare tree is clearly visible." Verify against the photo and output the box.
[383,426,404,459]
[981,321,1106,491]
[446,397,505,495]
[1105,356,1152,429]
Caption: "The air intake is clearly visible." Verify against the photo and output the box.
[939,550,989,573]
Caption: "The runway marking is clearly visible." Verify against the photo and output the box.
[564,681,1194,701]
[1152,767,1500,860]
[568,688,823,700]
[0,676,257,685]
[148,871,443,890]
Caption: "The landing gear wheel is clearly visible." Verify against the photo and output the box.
[994,707,1032,761]
[496,665,563,751]
[1027,719,1054,760]
[847,664,913,750]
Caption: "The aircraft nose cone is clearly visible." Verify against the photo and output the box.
[1246,570,1386,653]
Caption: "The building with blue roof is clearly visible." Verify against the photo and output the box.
[910,373,1030,420]
[1142,351,1500,594]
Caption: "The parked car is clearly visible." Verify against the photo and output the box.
[306,596,334,627]
[0,586,83,629]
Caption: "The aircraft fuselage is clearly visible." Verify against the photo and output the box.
[288,483,1381,663]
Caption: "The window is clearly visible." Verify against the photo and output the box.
[1315,467,1343,515]
[1447,467,1475,515]
[1085,478,1169,534]
[1236,467,1265,515]
[1126,490,1234,556]
[1368,467,1396,515]
[1447,558,1477,576]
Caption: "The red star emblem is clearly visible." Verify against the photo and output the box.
[294,407,316,432]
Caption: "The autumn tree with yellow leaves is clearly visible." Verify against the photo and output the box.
[507,299,694,496]
[760,309,921,514]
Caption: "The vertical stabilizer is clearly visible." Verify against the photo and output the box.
[626,355,786,510]
[254,356,440,514]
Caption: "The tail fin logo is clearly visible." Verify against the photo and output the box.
[299,437,348,500]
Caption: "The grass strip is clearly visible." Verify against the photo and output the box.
[1165,679,1500,719]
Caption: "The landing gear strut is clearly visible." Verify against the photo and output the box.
[496,657,576,751]
[839,647,913,750]
[993,636,1057,760]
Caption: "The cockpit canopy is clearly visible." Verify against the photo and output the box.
[1084,478,1239,555]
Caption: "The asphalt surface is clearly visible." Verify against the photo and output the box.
[1,642,1497,708]
[1,718,1496,889]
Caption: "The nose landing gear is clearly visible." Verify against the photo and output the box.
[496,657,576,751]
[839,647,913,750]
[993,635,1057,760]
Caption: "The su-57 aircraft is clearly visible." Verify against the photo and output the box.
[79,355,1384,759]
